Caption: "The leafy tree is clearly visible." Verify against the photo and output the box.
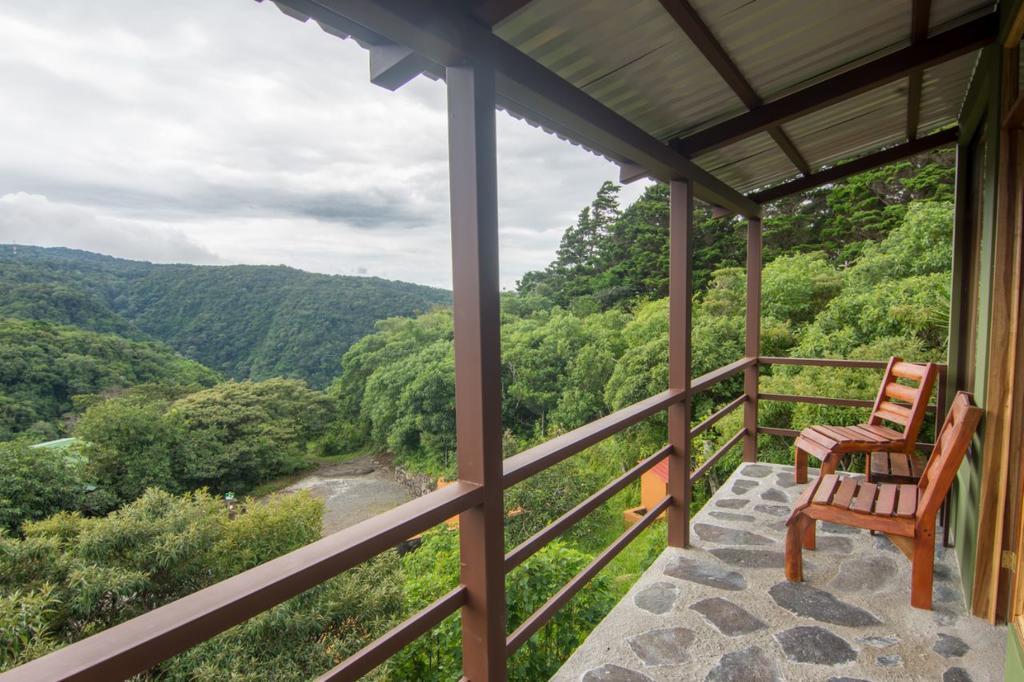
[0,317,218,439]
[0,441,88,534]
[0,489,405,678]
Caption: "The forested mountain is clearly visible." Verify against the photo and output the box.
[0,246,449,387]
[0,318,219,440]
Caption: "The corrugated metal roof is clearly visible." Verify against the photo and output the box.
[272,0,992,202]
[495,0,746,140]
[494,0,993,200]
[916,52,980,137]
[688,0,911,107]
[694,131,795,194]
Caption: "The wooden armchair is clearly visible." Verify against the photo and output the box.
[794,356,937,484]
[785,391,981,609]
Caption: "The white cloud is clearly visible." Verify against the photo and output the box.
[0,0,651,288]
[0,193,220,264]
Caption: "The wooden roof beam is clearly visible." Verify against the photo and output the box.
[369,43,433,90]
[749,127,957,204]
[618,163,649,184]
[269,0,761,216]
[671,13,996,156]
[470,0,534,26]
[906,0,933,141]
[658,0,810,175]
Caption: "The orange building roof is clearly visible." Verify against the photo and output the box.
[650,459,670,483]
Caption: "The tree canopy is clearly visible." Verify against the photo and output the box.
[0,246,449,388]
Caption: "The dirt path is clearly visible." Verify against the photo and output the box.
[277,454,415,535]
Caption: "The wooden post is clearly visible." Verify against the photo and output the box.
[447,63,507,681]
[667,178,693,548]
[973,42,1024,623]
[743,217,762,462]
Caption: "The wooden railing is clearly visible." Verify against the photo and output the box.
[0,357,755,682]
[1,354,952,681]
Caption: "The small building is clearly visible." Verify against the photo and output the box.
[623,459,669,525]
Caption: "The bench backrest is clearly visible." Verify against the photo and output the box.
[917,391,983,521]
[868,356,938,451]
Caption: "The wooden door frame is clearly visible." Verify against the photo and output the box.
[979,6,1024,625]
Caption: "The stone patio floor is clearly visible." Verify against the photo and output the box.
[552,463,1006,682]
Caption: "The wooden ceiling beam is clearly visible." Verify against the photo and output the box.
[749,127,957,204]
[269,0,761,216]
[658,0,810,175]
[671,13,996,156]
[470,0,533,26]
[905,0,933,141]
[369,43,434,90]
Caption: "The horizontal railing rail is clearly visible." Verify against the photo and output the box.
[690,394,746,438]
[505,495,672,654]
[690,428,746,482]
[504,445,671,571]
[502,356,752,487]
[319,586,467,681]
[1,481,484,682]
[1,356,755,681]
[502,389,684,487]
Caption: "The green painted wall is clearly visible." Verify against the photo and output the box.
[954,2,1024,678]
[952,42,1000,611]
[1008,628,1024,682]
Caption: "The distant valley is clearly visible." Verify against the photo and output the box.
[0,245,450,388]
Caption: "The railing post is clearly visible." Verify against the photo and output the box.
[446,62,507,681]
[743,216,762,462]
[667,178,693,548]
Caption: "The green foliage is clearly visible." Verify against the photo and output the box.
[75,379,335,506]
[0,441,88,534]
[393,528,615,681]
[0,245,449,389]
[0,317,218,439]
[0,489,341,672]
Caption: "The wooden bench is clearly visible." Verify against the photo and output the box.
[794,356,937,484]
[785,391,981,609]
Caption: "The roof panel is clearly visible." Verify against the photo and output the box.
[493,0,987,197]
[781,81,908,171]
[690,0,910,106]
[495,0,745,140]
[915,52,978,138]
[694,131,796,193]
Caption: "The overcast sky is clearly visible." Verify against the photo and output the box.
[0,1,650,289]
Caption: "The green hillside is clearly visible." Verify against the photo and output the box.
[0,246,450,387]
[0,317,220,439]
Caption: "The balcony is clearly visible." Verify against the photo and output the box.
[552,462,1005,681]
[5,355,998,681]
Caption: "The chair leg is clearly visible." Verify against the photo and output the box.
[911,524,936,610]
[820,454,838,477]
[802,517,816,550]
[795,446,808,484]
[785,516,806,582]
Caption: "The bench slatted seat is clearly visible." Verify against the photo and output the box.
[794,356,937,484]
[785,392,982,609]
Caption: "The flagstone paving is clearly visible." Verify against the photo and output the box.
[552,463,1006,682]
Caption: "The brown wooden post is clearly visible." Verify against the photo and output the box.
[447,63,507,681]
[743,217,762,462]
[667,178,693,548]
